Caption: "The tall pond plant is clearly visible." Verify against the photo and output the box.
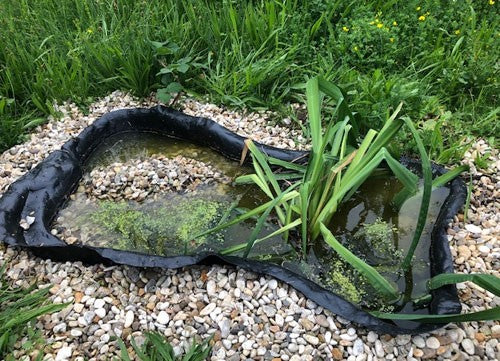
[198,76,499,322]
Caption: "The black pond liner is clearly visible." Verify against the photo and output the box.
[0,106,467,334]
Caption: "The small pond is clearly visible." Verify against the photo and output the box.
[54,132,449,313]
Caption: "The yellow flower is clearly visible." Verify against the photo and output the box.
[389,37,395,43]
[354,46,359,51]
[489,0,494,5]
[455,29,461,35]
[418,15,426,21]
[416,6,421,11]
[393,21,398,26]
[376,23,383,28]
[342,26,349,32]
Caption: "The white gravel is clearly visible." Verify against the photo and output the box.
[0,92,498,360]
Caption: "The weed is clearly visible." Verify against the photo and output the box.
[117,331,211,361]
[0,0,497,159]
[354,218,402,263]
[89,197,226,255]
[0,264,66,359]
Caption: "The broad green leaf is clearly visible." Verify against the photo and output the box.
[401,117,432,271]
[194,190,299,239]
[267,156,307,172]
[176,63,189,73]
[243,202,277,258]
[330,118,349,157]
[313,149,387,238]
[382,149,419,191]
[432,165,469,188]
[221,218,302,255]
[317,77,359,140]
[360,105,403,167]
[116,338,133,361]
[347,129,377,171]
[306,77,321,152]
[246,140,281,196]
[300,182,311,255]
[165,82,183,93]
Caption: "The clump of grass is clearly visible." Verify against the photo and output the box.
[117,332,211,361]
[0,264,67,359]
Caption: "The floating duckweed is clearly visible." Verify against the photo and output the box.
[89,195,227,255]
[325,261,365,305]
[354,218,401,261]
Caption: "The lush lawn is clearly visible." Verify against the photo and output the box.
[0,0,498,160]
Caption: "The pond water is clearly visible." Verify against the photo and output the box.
[55,132,449,314]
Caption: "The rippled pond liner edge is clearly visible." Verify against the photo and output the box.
[0,106,466,334]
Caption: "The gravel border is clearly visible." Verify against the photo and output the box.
[0,92,498,361]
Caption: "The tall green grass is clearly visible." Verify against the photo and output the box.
[0,0,498,154]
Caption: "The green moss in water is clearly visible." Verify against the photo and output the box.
[89,197,226,255]
[325,260,365,305]
[354,218,402,262]
[322,259,397,310]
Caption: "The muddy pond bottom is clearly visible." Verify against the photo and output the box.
[54,132,450,315]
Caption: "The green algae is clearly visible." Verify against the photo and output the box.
[89,196,227,255]
[354,218,402,262]
[326,260,365,305]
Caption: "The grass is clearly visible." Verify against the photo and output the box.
[117,332,211,361]
[0,0,498,157]
[0,264,67,360]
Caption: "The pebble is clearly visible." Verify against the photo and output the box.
[304,334,319,345]
[478,245,490,255]
[124,310,134,328]
[94,299,106,308]
[367,331,378,343]
[70,329,82,337]
[55,346,72,361]
[461,338,475,355]
[242,340,254,350]
[157,311,170,325]
[465,224,482,234]
[268,279,278,290]
[426,336,440,349]
[352,339,364,355]
[95,308,106,318]
[206,280,217,296]
[200,303,216,316]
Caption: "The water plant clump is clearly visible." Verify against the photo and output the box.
[89,195,228,255]
[353,218,402,264]
[325,260,365,305]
